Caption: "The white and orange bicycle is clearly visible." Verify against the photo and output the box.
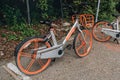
[92,14,120,44]
[14,3,92,75]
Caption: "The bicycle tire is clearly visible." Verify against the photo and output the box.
[14,36,52,75]
[92,21,113,42]
[73,30,92,57]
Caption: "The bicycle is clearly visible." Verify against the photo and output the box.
[92,14,120,43]
[14,3,92,75]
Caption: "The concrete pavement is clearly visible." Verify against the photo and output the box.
[0,39,120,80]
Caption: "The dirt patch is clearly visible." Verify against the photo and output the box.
[0,29,19,60]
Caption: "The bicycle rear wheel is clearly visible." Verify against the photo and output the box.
[14,36,51,75]
[92,21,113,42]
[73,30,92,57]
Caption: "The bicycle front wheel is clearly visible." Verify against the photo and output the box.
[14,36,52,75]
[92,21,113,42]
[73,30,92,57]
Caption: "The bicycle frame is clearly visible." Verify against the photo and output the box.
[113,18,119,31]
[15,3,93,75]
[36,18,86,59]
[101,17,120,39]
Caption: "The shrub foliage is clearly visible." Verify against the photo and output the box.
[0,0,120,39]
[0,0,120,25]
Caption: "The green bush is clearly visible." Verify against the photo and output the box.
[10,23,38,39]
[116,1,120,13]
[0,0,120,26]
[7,34,18,41]
[1,5,24,26]
[1,33,7,38]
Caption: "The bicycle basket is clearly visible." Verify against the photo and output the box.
[72,14,94,28]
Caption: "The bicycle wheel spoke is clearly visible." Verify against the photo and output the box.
[83,45,87,53]
[94,31,100,35]
[97,27,102,31]
[93,21,113,42]
[76,42,84,51]
[33,40,39,56]
[74,30,92,57]
[84,33,87,39]
[37,59,44,67]
[95,27,105,38]
[96,32,106,39]
[78,35,82,41]
[45,42,50,48]
[99,32,104,36]
[20,52,32,58]
[26,59,35,71]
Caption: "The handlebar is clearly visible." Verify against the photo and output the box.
[40,20,58,27]
[40,20,52,26]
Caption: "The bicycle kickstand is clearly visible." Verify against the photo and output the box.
[52,58,56,62]
[113,38,119,44]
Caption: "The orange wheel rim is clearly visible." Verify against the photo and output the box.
[75,30,92,57]
[93,22,112,42]
[17,38,51,75]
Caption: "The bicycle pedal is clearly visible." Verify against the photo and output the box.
[113,38,119,44]
[66,44,72,50]
[52,58,56,62]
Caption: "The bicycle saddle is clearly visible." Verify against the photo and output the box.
[112,14,120,18]
[40,20,52,26]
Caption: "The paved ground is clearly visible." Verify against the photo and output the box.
[0,39,120,80]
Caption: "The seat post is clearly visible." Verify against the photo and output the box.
[50,28,58,46]
[116,18,119,31]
